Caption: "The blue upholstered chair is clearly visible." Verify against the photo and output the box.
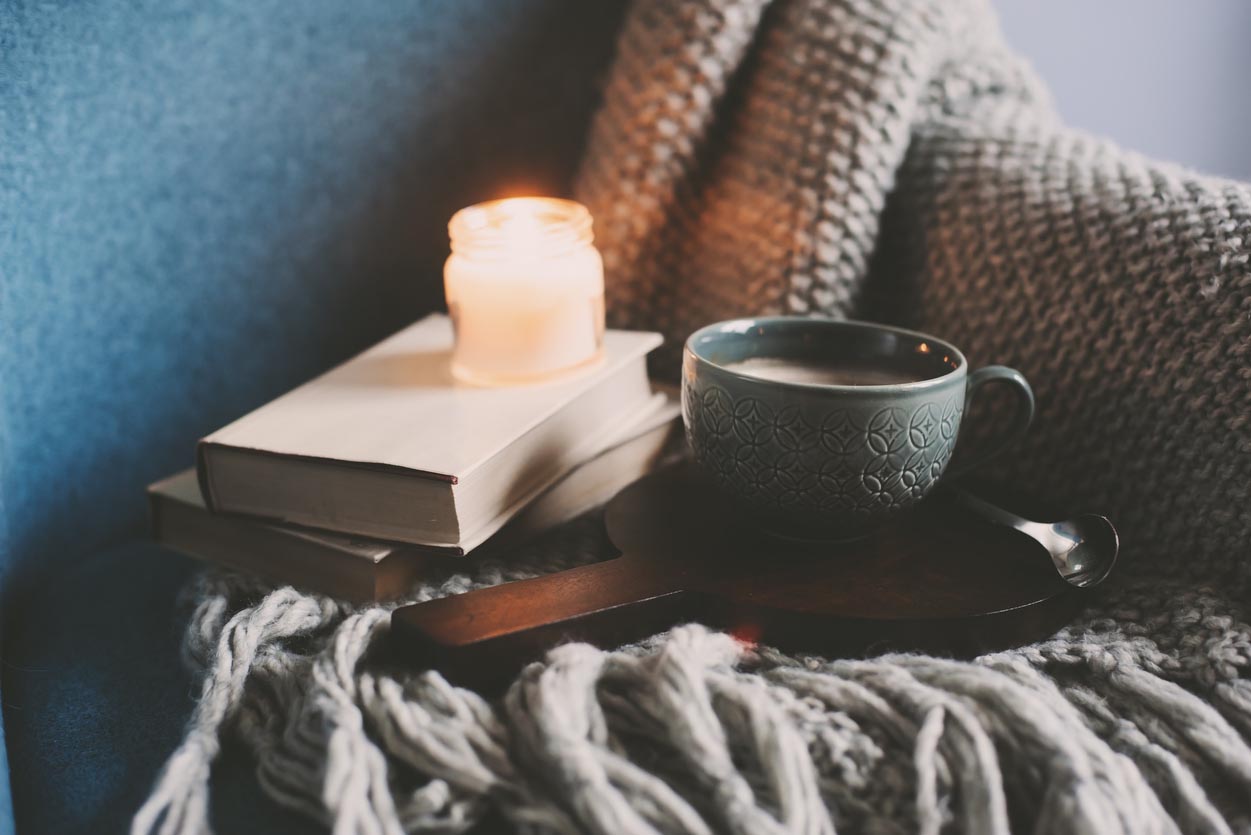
[0,3,627,831]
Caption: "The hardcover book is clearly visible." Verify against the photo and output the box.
[157,400,679,601]
[197,314,662,550]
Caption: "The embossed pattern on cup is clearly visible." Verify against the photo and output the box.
[684,386,963,518]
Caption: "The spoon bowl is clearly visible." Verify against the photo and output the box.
[942,488,1119,589]
[1033,514,1119,588]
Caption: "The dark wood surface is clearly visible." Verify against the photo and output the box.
[391,462,1084,689]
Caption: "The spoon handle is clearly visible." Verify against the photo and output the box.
[938,485,1035,534]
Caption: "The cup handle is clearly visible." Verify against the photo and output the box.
[944,365,1035,480]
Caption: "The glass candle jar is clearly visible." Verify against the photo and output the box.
[444,197,606,385]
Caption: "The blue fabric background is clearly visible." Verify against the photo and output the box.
[0,1,626,830]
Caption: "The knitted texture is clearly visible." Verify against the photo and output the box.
[136,0,1251,831]
[575,0,1251,576]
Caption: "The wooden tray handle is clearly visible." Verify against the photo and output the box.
[389,556,703,689]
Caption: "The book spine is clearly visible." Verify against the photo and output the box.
[195,441,219,512]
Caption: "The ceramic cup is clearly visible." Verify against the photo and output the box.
[682,317,1035,541]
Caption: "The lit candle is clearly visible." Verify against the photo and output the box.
[444,197,606,384]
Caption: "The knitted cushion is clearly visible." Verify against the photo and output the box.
[575,0,1251,578]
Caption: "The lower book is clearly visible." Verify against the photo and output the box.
[149,392,681,602]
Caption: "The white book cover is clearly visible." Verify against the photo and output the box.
[201,314,661,478]
[155,389,679,563]
[197,314,663,548]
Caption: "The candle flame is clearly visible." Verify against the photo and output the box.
[449,197,593,257]
[495,200,546,242]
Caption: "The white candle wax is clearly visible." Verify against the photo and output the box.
[444,198,605,385]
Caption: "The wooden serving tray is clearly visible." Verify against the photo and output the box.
[391,463,1083,688]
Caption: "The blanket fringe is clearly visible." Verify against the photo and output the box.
[133,572,1251,835]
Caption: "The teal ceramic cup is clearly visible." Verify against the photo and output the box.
[682,317,1035,541]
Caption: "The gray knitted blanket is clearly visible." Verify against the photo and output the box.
[136,1,1251,832]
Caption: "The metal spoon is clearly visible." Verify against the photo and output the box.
[941,487,1119,588]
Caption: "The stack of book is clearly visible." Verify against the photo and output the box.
[149,314,676,601]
